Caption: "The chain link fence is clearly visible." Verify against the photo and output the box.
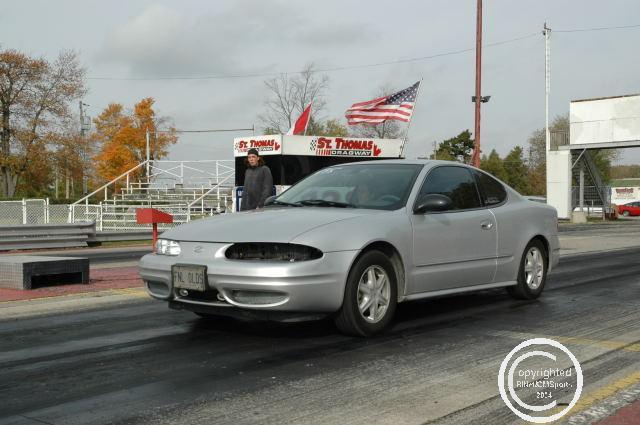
[0,199,48,225]
[1,193,232,231]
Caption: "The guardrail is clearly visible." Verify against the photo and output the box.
[0,222,96,251]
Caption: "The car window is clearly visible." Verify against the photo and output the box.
[276,164,423,210]
[418,166,481,210]
[473,170,507,206]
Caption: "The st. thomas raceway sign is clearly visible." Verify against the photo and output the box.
[233,135,403,158]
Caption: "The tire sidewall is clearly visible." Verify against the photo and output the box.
[342,250,397,336]
[517,240,548,298]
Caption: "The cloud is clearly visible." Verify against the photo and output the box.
[95,2,374,78]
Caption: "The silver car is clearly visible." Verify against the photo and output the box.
[139,160,559,336]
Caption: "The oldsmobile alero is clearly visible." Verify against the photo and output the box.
[139,160,559,336]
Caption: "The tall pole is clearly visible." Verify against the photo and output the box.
[146,128,150,186]
[79,101,88,195]
[544,22,551,152]
[400,79,423,158]
[471,0,483,167]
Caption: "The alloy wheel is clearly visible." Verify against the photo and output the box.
[524,247,544,290]
[357,265,391,323]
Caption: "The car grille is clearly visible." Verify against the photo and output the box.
[224,243,323,262]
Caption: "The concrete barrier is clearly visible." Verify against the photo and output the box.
[0,256,89,289]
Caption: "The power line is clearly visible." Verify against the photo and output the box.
[555,23,640,33]
[173,127,253,133]
[85,22,640,82]
[87,32,540,81]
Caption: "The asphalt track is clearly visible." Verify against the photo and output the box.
[0,247,639,425]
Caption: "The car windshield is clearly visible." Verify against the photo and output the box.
[275,163,423,210]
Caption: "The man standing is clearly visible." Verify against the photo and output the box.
[242,148,273,211]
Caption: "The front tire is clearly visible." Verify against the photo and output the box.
[334,250,397,337]
[507,239,548,300]
[622,210,630,217]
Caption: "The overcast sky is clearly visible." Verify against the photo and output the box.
[3,0,640,163]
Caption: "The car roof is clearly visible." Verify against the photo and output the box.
[337,159,471,167]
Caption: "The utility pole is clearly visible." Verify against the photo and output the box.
[543,23,551,152]
[146,128,150,186]
[471,0,483,168]
[79,101,90,195]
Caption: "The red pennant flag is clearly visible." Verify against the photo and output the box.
[287,104,312,135]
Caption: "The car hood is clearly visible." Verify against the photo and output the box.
[160,207,384,243]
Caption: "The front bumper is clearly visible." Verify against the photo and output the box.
[138,241,358,314]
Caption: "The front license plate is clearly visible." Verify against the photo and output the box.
[172,265,207,291]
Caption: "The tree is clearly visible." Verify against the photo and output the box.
[45,115,95,199]
[259,63,329,134]
[611,164,640,179]
[0,49,85,197]
[503,146,531,194]
[431,130,475,163]
[480,149,507,181]
[93,98,178,185]
[350,84,402,139]
[303,118,348,137]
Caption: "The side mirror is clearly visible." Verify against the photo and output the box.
[264,195,277,206]
[413,194,453,214]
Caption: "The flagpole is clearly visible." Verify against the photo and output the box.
[399,78,423,158]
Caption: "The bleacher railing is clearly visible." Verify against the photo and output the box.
[68,159,235,230]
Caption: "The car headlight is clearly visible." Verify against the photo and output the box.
[225,243,322,262]
[156,239,181,256]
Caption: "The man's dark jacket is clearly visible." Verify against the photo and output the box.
[242,165,273,210]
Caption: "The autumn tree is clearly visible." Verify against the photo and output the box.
[259,63,329,133]
[0,49,85,197]
[93,98,178,185]
[47,114,96,199]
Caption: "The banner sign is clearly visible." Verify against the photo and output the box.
[611,186,640,204]
[234,135,402,158]
[233,135,282,156]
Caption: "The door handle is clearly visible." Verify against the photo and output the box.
[481,221,494,230]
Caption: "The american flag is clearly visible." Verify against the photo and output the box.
[345,81,420,125]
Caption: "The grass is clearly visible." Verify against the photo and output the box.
[97,240,153,248]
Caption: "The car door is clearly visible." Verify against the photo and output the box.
[409,166,497,294]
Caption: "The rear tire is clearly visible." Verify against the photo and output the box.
[334,250,397,337]
[507,239,548,300]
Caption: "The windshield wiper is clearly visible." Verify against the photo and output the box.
[297,199,355,208]
[266,199,302,207]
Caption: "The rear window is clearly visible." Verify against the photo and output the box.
[474,170,507,206]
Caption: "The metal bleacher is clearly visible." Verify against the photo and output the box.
[70,160,235,231]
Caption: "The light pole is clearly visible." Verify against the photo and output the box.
[471,0,483,168]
